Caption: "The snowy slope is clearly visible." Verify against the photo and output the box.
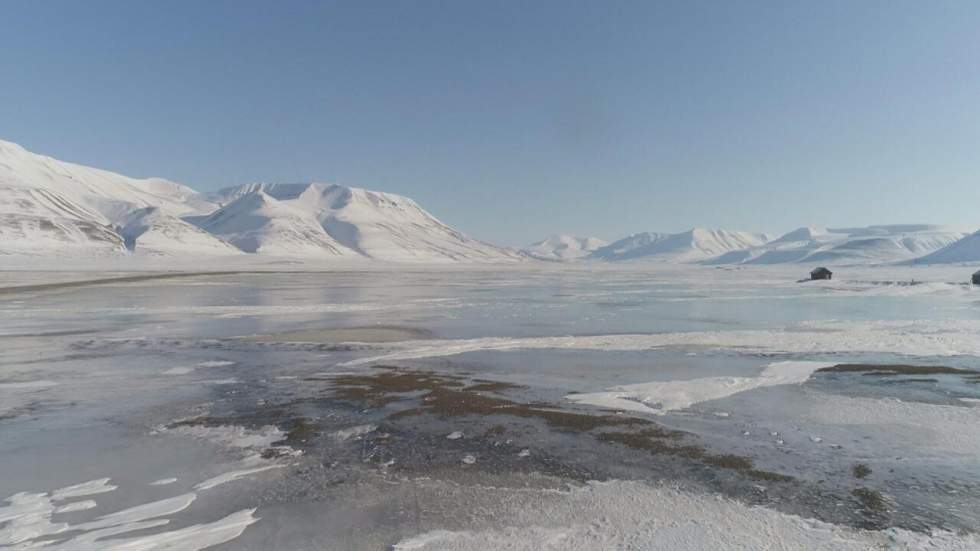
[196,190,355,256]
[915,230,980,264]
[588,232,672,261]
[0,140,214,218]
[711,225,972,266]
[0,185,126,254]
[0,139,222,256]
[523,235,607,261]
[205,183,524,262]
[116,207,240,256]
[590,229,770,262]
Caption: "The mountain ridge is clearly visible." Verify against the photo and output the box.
[2,138,977,265]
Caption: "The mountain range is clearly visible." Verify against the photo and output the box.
[2,139,978,265]
[521,225,975,265]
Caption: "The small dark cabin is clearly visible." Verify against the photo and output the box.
[973,270,980,286]
[810,267,833,281]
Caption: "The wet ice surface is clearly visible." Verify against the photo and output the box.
[2,264,980,549]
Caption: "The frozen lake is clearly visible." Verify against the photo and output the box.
[3,263,980,549]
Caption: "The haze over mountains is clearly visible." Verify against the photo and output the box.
[1,139,978,265]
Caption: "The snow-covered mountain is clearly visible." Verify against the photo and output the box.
[194,190,355,256]
[201,182,523,262]
[4,138,974,265]
[523,235,607,261]
[0,139,521,262]
[710,225,972,266]
[0,139,230,255]
[914,230,980,264]
[589,229,771,262]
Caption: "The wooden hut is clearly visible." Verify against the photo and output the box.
[973,270,980,285]
[810,267,833,281]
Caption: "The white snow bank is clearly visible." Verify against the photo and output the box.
[332,424,377,441]
[149,478,178,486]
[194,465,285,491]
[164,361,237,375]
[341,319,980,366]
[392,480,980,551]
[567,361,832,414]
[49,478,117,500]
[156,424,286,450]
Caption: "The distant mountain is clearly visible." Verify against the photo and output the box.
[590,228,771,262]
[915,230,980,264]
[523,235,607,261]
[710,225,972,266]
[195,189,356,256]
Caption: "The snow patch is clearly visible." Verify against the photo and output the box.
[341,320,980,366]
[333,424,377,441]
[567,361,831,414]
[149,478,178,486]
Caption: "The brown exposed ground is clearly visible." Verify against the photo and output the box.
[0,271,247,295]
[817,364,975,375]
[322,365,794,483]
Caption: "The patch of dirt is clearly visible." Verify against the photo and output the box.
[818,364,975,375]
[322,366,793,484]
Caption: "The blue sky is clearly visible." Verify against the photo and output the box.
[2,1,978,245]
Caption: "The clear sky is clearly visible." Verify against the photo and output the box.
[2,1,978,246]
